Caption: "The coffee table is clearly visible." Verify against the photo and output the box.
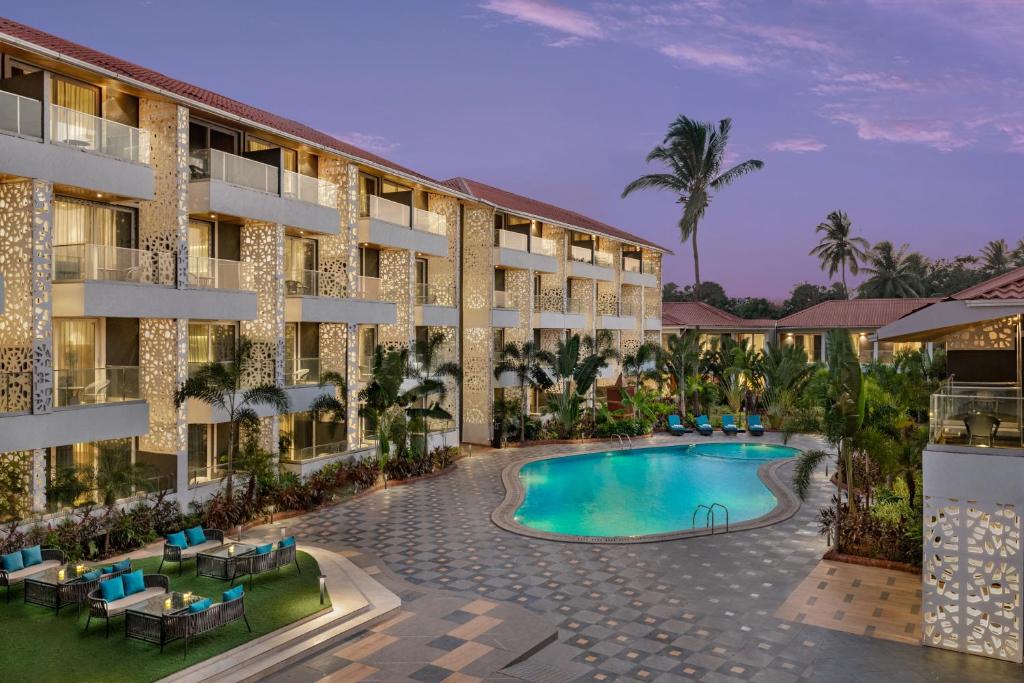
[196,542,256,581]
[125,591,200,646]
[24,563,95,614]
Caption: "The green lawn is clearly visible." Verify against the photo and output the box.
[2,551,328,682]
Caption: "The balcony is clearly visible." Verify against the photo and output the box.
[357,195,448,257]
[929,384,1022,449]
[621,260,657,287]
[493,230,558,273]
[54,366,140,407]
[0,92,154,198]
[491,290,520,327]
[567,245,614,281]
[284,357,321,386]
[596,301,640,330]
[53,243,175,285]
[284,270,397,325]
[532,297,588,329]
[188,149,340,235]
[415,283,458,327]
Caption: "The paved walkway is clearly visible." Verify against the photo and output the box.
[267,434,1022,682]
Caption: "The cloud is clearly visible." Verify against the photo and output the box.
[812,70,919,95]
[659,43,757,72]
[737,24,839,57]
[480,0,603,39]
[337,132,400,156]
[768,137,827,153]
[825,110,967,152]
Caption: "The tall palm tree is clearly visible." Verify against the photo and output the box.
[858,241,925,298]
[406,331,461,453]
[547,334,607,438]
[493,341,554,443]
[581,329,619,406]
[1012,239,1024,267]
[174,336,290,498]
[660,332,701,417]
[622,116,764,288]
[809,210,869,297]
[980,238,1011,274]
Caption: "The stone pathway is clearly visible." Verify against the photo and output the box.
[267,434,1022,682]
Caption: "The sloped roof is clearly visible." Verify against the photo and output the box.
[662,301,774,329]
[777,298,939,329]
[950,265,1024,301]
[446,177,671,252]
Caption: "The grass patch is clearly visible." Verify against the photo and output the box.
[2,551,327,682]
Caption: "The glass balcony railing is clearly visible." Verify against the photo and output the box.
[356,275,382,301]
[412,207,447,236]
[570,244,593,264]
[411,345,456,373]
[360,194,410,226]
[594,250,613,267]
[493,290,515,309]
[285,269,320,297]
[496,229,528,251]
[531,236,556,256]
[0,371,32,414]
[53,366,140,407]
[53,243,175,285]
[0,90,42,138]
[929,386,1023,448]
[599,301,640,317]
[284,357,320,386]
[282,170,339,208]
[188,463,232,488]
[189,148,278,194]
[187,360,235,378]
[415,282,456,306]
[50,104,150,164]
[533,297,588,314]
[357,356,374,381]
[187,255,253,291]
[623,257,642,273]
[568,297,588,314]
[282,440,348,463]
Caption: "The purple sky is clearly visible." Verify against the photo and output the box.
[8,1,1024,298]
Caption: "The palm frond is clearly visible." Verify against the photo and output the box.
[792,448,831,500]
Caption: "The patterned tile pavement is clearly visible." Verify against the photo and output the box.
[268,434,1023,682]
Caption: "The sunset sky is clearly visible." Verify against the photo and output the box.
[10,1,1023,297]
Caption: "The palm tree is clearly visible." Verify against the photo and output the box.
[858,241,925,298]
[358,346,410,466]
[980,238,1011,274]
[174,336,290,498]
[622,116,764,288]
[660,332,701,417]
[809,210,869,297]
[95,441,154,552]
[620,341,660,387]
[406,331,461,453]
[1012,239,1024,267]
[493,341,554,443]
[546,334,607,438]
[581,329,619,406]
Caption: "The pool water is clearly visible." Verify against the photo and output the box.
[514,443,798,538]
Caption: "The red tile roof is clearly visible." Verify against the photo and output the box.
[662,301,773,329]
[950,265,1024,301]
[777,298,939,329]
[445,177,671,252]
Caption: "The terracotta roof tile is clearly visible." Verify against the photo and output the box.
[949,265,1024,301]
[662,301,773,329]
[777,298,939,329]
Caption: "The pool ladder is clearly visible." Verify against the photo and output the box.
[613,433,634,449]
[693,503,730,534]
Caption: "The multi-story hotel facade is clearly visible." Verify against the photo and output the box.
[0,18,666,519]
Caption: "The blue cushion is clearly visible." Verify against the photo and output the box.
[121,570,145,596]
[100,565,115,574]
[82,569,102,582]
[99,577,125,602]
[1,550,24,572]
[113,559,131,573]
[188,597,212,613]
[222,586,244,602]
[166,531,188,549]
[255,543,273,556]
[279,536,295,549]
[184,526,206,546]
[21,545,42,567]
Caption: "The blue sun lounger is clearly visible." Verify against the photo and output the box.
[747,414,765,436]
[667,414,689,435]
[721,414,739,436]
[695,415,713,436]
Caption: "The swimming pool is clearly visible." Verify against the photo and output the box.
[501,443,799,541]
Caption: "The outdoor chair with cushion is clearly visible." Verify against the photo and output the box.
[747,414,765,437]
[965,413,1000,447]
[230,537,300,588]
[159,527,224,575]
[721,414,739,436]
[86,570,169,637]
[162,591,251,656]
[695,415,713,436]
[1,546,65,602]
[667,414,690,436]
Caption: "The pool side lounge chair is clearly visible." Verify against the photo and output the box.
[667,414,689,436]
[695,415,713,436]
[721,415,739,436]
[747,414,765,437]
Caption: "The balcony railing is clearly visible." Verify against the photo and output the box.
[594,250,613,267]
[284,357,320,386]
[411,345,456,373]
[532,236,556,256]
[187,255,253,291]
[282,170,339,208]
[412,207,447,236]
[599,301,640,317]
[493,290,516,309]
[623,257,642,273]
[357,356,374,381]
[416,282,455,306]
[189,148,278,194]
[53,243,175,285]
[568,297,588,314]
[496,229,528,251]
[360,194,410,226]
[930,387,1023,449]
[50,104,150,164]
[570,244,593,264]
[533,297,588,314]
[0,371,32,414]
[356,275,382,301]
[187,360,235,378]
[285,269,320,297]
[188,463,234,487]
[283,440,348,463]
[53,366,140,407]
[0,90,42,138]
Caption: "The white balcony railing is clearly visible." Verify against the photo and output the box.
[50,104,150,164]
[416,282,455,306]
[356,275,382,301]
[570,244,593,263]
[567,297,588,314]
[594,250,613,267]
[496,229,528,251]
[285,269,320,296]
[623,257,642,273]
[531,236,556,256]
[282,170,339,208]
[284,357,320,386]
[360,194,410,226]
[190,148,278,194]
[0,90,42,138]
[187,254,253,291]
[600,301,640,317]
[53,243,175,285]
[413,207,447,236]
[493,290,515,309]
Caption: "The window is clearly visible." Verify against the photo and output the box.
[188,424,234,483]
[358,326,377,378]
[360,246,380,278]
[246,135,297,172]
[494,268,506,292]
[188,119,239,156]
[51,74,99,115]
[284,236,317,295]
[493,328,505,355]
[187,322,237,375]
[415,258,429,304]
[622,248,643,273]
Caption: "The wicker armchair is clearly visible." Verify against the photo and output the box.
[231,543,300,588]
[61,561,133,618]
[162,595,251,656]
[1,547,65,602]
[86,573,169,637]
[159,528,224,575]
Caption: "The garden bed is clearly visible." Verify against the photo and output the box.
[501,435,654,448]
[822,549,920,574]
[1,551,327,682]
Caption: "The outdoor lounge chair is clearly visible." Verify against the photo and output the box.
[965,413,1000,447]
[747,414,765,437]
[695,415,713,436]
[159,527,225,576]
[1,546,64,602]
[162,592,251,656]
[231,538,300,589]
[721,415,739,436]
[667,414,689,436]
[86,572,168,638]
